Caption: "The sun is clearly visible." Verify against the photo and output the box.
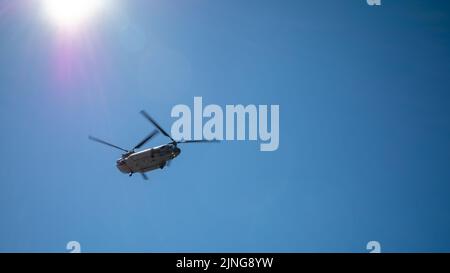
[42,0,107,30]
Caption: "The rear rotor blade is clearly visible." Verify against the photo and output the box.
[88,136,129,153]
[140,110,175,143]
[133,130,158,150]
[177,139,220,144]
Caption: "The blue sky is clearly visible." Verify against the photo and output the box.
[0,0,450,252]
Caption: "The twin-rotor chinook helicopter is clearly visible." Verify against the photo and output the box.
[89,110,218,180]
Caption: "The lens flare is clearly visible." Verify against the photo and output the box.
[42,0,106,29]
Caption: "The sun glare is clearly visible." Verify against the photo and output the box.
[42,0,106,30]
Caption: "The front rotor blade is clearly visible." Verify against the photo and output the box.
[140,110,175,142]
[134,130,158,150]
[141,173,148,180]
[88,136,129,153]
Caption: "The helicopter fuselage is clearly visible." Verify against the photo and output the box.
[89,110,216,180]
[116,144,181,174]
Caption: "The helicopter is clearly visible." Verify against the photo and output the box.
[88,110,218,180]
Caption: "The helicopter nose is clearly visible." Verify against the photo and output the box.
[174,147,181,156]
[116,159,131,174]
